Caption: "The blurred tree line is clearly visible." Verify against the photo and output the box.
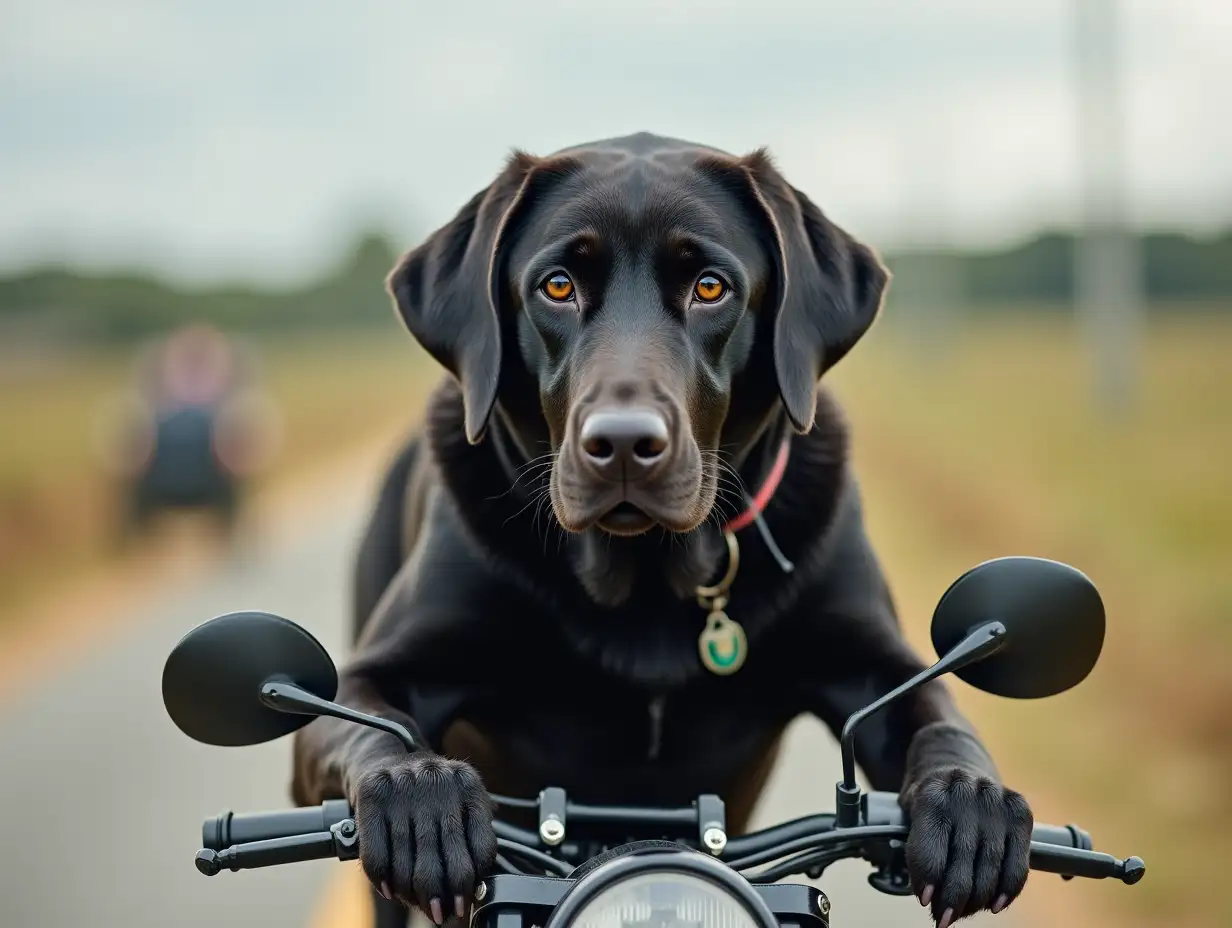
[1,227,1229,348]
[0,232,401,348]
[886,228,1232,313]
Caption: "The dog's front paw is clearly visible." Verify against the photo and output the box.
[904,769,1033,927]
[352,754,496,925]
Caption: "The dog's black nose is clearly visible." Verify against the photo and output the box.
[579,408,670,480]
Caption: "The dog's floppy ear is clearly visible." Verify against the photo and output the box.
[702,150,890,432]
[386,151,542,444]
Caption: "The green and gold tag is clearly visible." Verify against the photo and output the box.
[698,606,747,675]
[695,530,747,676]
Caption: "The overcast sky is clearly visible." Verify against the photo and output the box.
[2,0,1229,284]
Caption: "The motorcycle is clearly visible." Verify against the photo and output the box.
[162,555,1145,927]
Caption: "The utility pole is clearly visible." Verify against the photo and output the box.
[898,113,962,365]
[1074,0,1142,417]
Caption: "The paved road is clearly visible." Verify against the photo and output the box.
[0,480,1001,928]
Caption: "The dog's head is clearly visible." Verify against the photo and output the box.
[388,133,887,538]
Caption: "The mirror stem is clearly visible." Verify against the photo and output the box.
[835,621,1007,827]
[260,680,418,753]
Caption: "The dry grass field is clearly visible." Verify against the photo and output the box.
[830,315,1231,928]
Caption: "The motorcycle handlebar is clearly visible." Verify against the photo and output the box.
[200,796,1144,886]
[202,796,1093,854]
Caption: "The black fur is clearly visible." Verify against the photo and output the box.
[351,433,420,642]
[292,133,1031,927]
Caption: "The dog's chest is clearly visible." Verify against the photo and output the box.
[446,672,793,803]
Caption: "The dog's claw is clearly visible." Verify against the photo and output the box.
[455,895,467,919]
[920,884,934,907]
[992,893,1009,914]
[429,897,443,925]
[938,907,955,928]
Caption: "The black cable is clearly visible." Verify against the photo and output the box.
[492,819,542,847]
[725,825,906,871]
[722,813,837,859]
[490,794,539,810]
[496,838,574,877]
[745,845,864,884]
[493,853,525,875]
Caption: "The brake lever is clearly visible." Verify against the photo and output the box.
[1029,843,1146,885]
[194,818,359,875]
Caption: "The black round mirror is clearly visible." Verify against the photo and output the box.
[930,556,1105,699]
[162,611,338,746]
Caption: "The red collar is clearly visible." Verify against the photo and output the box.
[721,438,791,534]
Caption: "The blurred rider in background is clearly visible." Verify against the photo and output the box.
[101,323,280,546]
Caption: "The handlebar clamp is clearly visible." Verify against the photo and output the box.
[538,787,567,846]
[696,794,727,856]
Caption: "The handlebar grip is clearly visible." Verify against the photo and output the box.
[202,799,352,850]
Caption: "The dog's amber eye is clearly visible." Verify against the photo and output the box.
[693,275,726,303]
[542,273,575,302]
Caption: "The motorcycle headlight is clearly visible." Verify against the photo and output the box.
[545,849,777,928]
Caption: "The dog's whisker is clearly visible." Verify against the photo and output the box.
[538,492,564,545]
[487,455,557,505]
[504,488,549,528]
[514,451,557,479]
[512,454,555,477]
[510,481,554,536]
[513,463,556,490]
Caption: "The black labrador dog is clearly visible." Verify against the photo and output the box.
[291,132,1031,928]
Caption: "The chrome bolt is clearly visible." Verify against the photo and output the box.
[474,881,488,903]
[817,892,830,917]
[702,827,727,856]
[539,817,565,846]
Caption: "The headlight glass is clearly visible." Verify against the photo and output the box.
[563,869,761,928]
